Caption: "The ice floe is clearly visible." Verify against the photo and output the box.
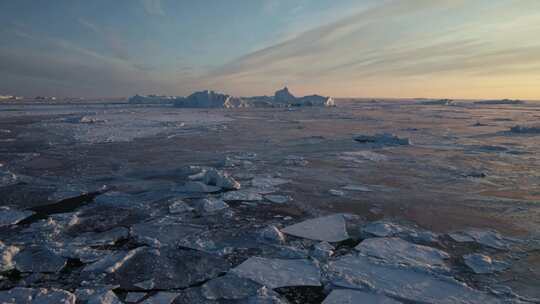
[282,214,350,242]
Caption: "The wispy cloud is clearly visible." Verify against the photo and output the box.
[197,0,540,99]
[78,18,130,60]
[141,0,165,16]
[0,28,179,97]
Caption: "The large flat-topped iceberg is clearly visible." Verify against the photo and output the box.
[130,87,334,108]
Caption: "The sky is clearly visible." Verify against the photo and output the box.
[1,0,540,99]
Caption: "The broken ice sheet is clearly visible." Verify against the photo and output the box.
[140,292,179,304]
[75,288,122,304]
[251,176,290,188]
[231,257,321,289]
[14,245,67,273]
[71,226,129,247]
[264,195,290,204]
[103,247,230,290]
[0,241,20,272]
[448,229,515,250]
[130,218,205,248]
[0,169,18,187]
[201,273,262,300]
[0,206,34,227]
[223,189,264,202]
[463,253,510,274]
[327,254,501,304]
[355,237,450,272]
[281,214,350,242]
[0,287,76,304]
[322,289,400,304]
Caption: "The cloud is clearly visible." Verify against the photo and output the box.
[0,28,180,97]
[141,0,165,16]
[78,18,130,60]
[262,0,280,15]
[196,0,540,99]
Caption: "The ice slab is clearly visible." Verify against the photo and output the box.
[201,274,262,300]
[223,189,264,202]
[258,226,286,244]
[463,253,510,274]
[311,241,334,261]
[168,199,193,214]
[322,289,400,304]
[83,248,143,274]
[105,247,230,290]
[0,241,19,272]
[355,237,449,272]
[72,227,129,247]
[202,168,241,190]
[0,169,18,187]
[75,288,122,304]
[195,198,229,213]
[327,254,501,304]
[131,219,204,248]
[354,133,410,146]
[0,206,34,227]
[14,245,67,273]
[251,177,290,188]
[125,292,147,303]
[264,195,290,204]
[0,287,76,304]
[282,214,350,242]
[448,229,514,250]
[232,257,321,289]
[140,292,179,304]
[180,181,221,193]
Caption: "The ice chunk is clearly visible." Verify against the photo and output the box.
[0,287,76,304]
[72,227,129,247]
[140,292,179,304]
[327,254,501,304]
[0,206,34,227]
[311,241,334,261]
[104,247,230,290]
[282,214,350,242]
[83,247,143,274]
[341,151,388,162]
[202,168,241,190]
[463,253,510,274]
[341,185,373,192]
[14,245,67,273]
[196,198,229,213]
[75,288,122,304]
[354,133,410,146]
[131,219,204,248]
[448,229,513,250]
[322,289,400,304]
[329,189,345,197]
[251,177,289,188]
[361,221,405,238]
[355,237,449,272]
[180,181,221,193]
[0,241,20,272]
[201,274,262,300]
[168,199,193,214]
[264,195,290,204]
[125,292,147,303]
[223,189,263,202]
[232,257,321,289]
[258,226,286,244]
[0,169,18,187]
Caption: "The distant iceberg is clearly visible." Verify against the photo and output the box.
[129,87,335,108]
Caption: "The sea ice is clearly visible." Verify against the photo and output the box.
[282,214,350,242]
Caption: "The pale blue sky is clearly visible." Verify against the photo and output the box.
[1,0,540,99]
